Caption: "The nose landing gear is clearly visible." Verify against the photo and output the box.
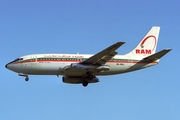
[18,73,29,81]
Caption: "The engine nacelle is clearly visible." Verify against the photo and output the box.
[62,76,99,84]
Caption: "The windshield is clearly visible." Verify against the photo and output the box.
[11,58,23,63]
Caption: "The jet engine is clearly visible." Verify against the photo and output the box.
[62,76,99,87]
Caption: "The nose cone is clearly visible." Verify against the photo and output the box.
[5,63,9,68]
[5,61,14,69]
[5,62,16,72]
[5,62,12,69]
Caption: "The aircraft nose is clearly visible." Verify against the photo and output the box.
[5,63,9,68]
[5,62,11,69]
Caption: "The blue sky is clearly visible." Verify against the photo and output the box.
[1,0,179,120]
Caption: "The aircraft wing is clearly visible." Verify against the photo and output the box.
[81,42,125,66]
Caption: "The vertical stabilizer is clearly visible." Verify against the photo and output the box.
[126,27,160,58]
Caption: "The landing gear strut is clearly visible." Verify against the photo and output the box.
[82,80,88,87]
[86,72,94,79]
[18,73,29,82]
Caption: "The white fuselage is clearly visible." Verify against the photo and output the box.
[6,53,158,77]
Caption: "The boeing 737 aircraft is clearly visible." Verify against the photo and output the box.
[6,27,171,87]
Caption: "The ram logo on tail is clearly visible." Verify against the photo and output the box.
[135,35,157,54]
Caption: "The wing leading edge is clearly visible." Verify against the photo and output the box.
[81,42,125,66]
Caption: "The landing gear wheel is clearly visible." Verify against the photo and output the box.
[25,77,29,81]
[82,80,88,87]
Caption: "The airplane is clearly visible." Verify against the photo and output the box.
[5,26,171,87]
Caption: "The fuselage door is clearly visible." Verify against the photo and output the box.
[31,56,37,65]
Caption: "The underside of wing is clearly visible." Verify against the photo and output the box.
[81,42,125,66]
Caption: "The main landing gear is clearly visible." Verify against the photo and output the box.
[82,80,88,87]
[86,72,93,80]
[82,72,94,87]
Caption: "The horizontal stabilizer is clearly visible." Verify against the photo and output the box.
[144,49,172,61]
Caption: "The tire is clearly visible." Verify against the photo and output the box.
[82,80,88,87]
[25,77,29,81]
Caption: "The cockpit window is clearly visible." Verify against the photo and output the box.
[19,58,23,60]
[7,58,24,64]
[12,58,23,62]
[16,58,23,61]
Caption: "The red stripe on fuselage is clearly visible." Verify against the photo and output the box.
[10,59,158,65]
